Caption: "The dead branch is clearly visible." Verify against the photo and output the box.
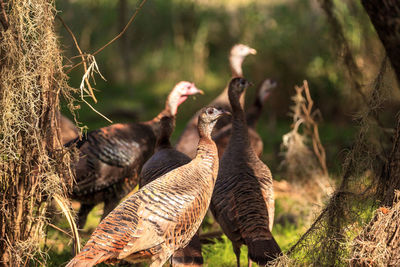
[57,16,112,123]
[65,0,148,74]
[57,15,97,103]
[296,80,328,177]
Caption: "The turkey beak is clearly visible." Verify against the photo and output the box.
[249,48,257,55]
[224,110,231,116]
[186,84,204,96]
[220,110,231,117]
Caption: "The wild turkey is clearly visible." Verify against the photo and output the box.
[139,116,203,266]
[66,106,228,267]
[67,81,203,229]
[59,114,79,144]
[210,78,281,267]
[175,44,256,158]
[212,79,277,158]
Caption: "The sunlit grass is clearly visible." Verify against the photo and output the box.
[203,235,248,267]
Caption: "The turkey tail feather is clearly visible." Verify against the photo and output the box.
[65,249,110,267]
[245,237,281,266]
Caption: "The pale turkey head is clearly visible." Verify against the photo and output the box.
[229,44,256,77]
[258,79,277,103]
[198,106,230,138]
[167,81,204,116]
[230,44,257,58]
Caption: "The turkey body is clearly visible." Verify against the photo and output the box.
[212,123,262,159]
[66,107,225,267]
[176,44,256,158]
[69,122,157,227]
[68,81,203,228]
[59,114,79,144]
[210,78,281,267]
[140,117,203,266]
[212,79,277,158]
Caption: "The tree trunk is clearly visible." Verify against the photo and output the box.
[0,0,73,265]
[361,0,400,84]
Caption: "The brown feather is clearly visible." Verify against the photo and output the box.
[66,107,226,267]
[139,116,203,266]
[66,82,202,229]
[210,78,281,266]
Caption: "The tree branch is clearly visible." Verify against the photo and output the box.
[65,0,148,74]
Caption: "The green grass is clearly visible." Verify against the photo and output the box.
[203,235,249,267]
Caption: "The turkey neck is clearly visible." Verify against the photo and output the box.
[145,106,175,138]
[195,126,219,182]
[229,92,254,156]
[229,55,244,78]
[211,57,246,110]
[155,119,174,151]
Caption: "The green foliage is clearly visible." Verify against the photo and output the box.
[56,0,370,173]
[202,235,249,267]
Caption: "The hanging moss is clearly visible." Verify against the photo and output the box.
[0,1,75,265]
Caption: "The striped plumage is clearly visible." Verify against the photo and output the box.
[67,82,203,228]
[212,78,277,158]
[66,107,227,267]
[210,78,281,267]
[139,116,204,266]
[176,44,256,158]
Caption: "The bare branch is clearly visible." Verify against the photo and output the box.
[65,0,148,74]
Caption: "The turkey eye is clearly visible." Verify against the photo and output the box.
[207,109,214,115]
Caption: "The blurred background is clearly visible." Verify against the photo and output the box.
[50,0,400,265]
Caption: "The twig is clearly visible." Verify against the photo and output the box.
[79,56,112,123]
[302,81,328,176]
[53,194,81,255]
[57,15,97,103]
[58,16,112,123]
[293,80,328,176]
[287,207,328,255]
[47,223,73,238]
[65,0,148,74]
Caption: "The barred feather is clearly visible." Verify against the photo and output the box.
[66,107,225,267]
[140,116,203,266]
[210,78,281,266]
[67,82,202,228]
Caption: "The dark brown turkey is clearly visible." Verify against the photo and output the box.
[67,82,203,229]
[139,116,203,266]
[210,78,281,267]
[66,106,228,267]
[59,114,79,144]
[175,44,256,158]
[212,79,277,158]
